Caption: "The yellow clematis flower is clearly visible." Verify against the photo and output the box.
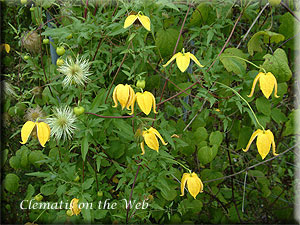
[180,172,203,199]
[20,121,51,147]
[130,91,157,115]
[247,72,279,99]
[243,129,278,160]
[163,48,204,72]
[124,12,151,31]
[1,44,10,53]
[70,198,81,216]
[112,84,135,113]
[140,127,168,155]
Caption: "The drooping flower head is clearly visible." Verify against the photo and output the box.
[140,127,167,155]
[57,55,91,87]
[247,72,279,99]
[124,12,151,31]
[112,84,135,113]
[243,129,278,160]
[46,106,77,141]
[70,198,81,216]
[163,48,204,72]
[180,172,203,199]
[130,91,157,115]
[20,121,51,147]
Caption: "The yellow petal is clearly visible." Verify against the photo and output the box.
[20,121,36,145]
[117,84,130,109]
[149,127,168,146]
[176,53,190,72]
[265,130,278,156]
[149,92,157,114]
[124,15,138,29]
[70,198,81,216]
[112,84,120,108]
[126,85,135,110]
[273,76,279,98]
[259,72,276,99]
[137,92,153,115]
[143,130,159,151]
[256,131,272,160]
[247,72,263,98]
[36,122,50,147]
[4,44,10,53]
[138,15,151,31]
[140,141,145,155]
[242,129,262,152]
[186,52,203,67]
[187,173,203,199]
[180,173,189,196]
[128,95,136,115]
[163,52,180,68]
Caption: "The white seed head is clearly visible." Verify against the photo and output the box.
[57,55,92,87]
[46,106,77,141]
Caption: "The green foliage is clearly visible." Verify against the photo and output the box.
[1,0,296,224]
[247,30,285,55]
[262,48,292,82]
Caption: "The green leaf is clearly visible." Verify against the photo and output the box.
[256,97,271,116]
[279,12,299,50]
[107,141,125,159]
[82,178,94,190]
[236,126,253,150]
[220,48,248,74]
[194,127,208,142]
[189,2,211,27]
[25,184,35,200]
[177,82,192,97]
[90,89,106,113]
[40,182,56,196]
[209,131,223,146]
[201,169,224,186]
[81,136,89,162]
[262,48,292,83]
[198,145,218,165]
[155,28,183,58]
[247,31,285,55]
[4,173,20,193]
[271,108,287,124]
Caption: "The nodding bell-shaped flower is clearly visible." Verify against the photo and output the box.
[70,198,81,216]
[20,121,51,147]
[248,72,279,99]
[140,127,168,155]
[180,172,204,199]
[112,84,135,113]
[130,91,157,115]
[243,129,278,160]
[163,48,204,72]
[124,12,151,31]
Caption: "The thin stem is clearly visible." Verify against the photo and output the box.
[203,144,296,184]
[221,55,266,73]
[160,156,191,173]
[126,164,141,223]
[242,170,248,213]
[215,82,265,131]
[85,112,134,119]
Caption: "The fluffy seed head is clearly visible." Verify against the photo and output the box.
[46,106,77,141]
[57,56,92,87]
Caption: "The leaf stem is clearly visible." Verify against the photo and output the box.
[222,55,266,73]
[215,82,265,131]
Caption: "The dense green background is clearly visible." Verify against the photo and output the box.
[1,0,298,224]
